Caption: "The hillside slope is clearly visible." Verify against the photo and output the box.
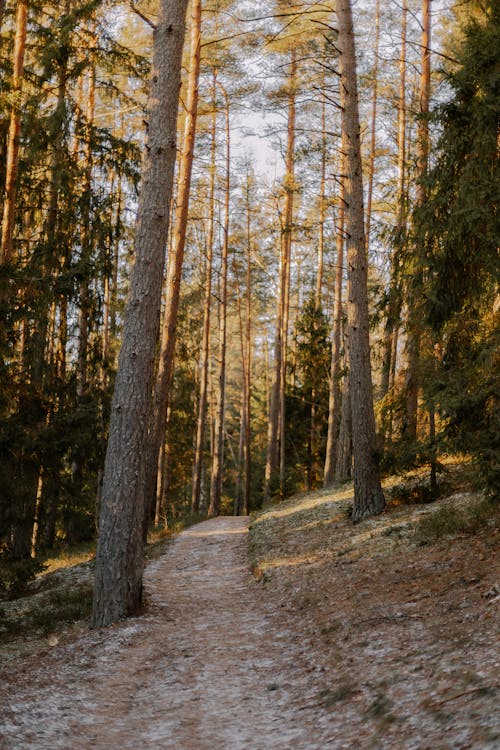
[249,471,499,748]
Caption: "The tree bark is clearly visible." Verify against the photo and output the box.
[208,83,230,517]
[191,69,217,515]
[1,0,28,265]
[364,0,380,249]
[143,0,202,534]
[324,168,345,486]
[337,0,385,521]
[380,0,407,443]
[264,49,296,503]
[91,0,189,628]
[403,0,431,442]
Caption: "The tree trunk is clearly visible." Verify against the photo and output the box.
[143,0,202,534]
[208,83,230,517]
[264,49,296,503]
[324,168,345,486]
[1,0,28,265]
[403,0,431,442]
[337,0,385,521]
[364,0,380,248]
[243,168,253,516]
[315,85,327,306]
[91,0,189,628]
[380,0,407,442]
[191,69,217,515]
[335,349,352,482]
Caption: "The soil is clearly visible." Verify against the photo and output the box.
[1,490,499,749]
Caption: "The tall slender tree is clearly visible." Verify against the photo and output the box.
[92,0,189,627]
[336,0,385,520]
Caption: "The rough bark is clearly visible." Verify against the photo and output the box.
[337,0,385,521]
[91,0,189,628]
[143,0,202,534]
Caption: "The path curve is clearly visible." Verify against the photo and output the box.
[1,517,331,749]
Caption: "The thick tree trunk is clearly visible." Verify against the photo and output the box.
[143,0,202,534]
[1,0,28,264]
[337,0,385,521]
[91,0,189,628]
[324,170,345,486]
[208,84,230,517]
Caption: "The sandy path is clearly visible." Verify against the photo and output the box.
[1,517,330,749]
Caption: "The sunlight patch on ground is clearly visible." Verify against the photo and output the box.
[184,527,249,538]
[288,514,346,534]
[254,486,354,524]
[257,554,321,573]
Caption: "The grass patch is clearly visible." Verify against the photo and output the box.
[415,496,499,544]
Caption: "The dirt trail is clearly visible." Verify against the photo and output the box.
[1,517,330,749]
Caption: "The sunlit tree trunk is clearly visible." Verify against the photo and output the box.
[264,49,296,503]
[191,69,217,515]
[208,83,230,517]
[92,0,189,628]
[337,0,385,520]
[1,0,28,265]
[364,0,380,248]
[315,85,327,305]
[243,168,253,515]
[143,0,202,534]
[324,168,345,485]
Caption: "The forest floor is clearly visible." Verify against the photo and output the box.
[1,465,499,749]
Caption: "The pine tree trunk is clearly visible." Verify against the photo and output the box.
[91,0,189,628]
[403,0,431,442]
[191,70,216,515]
[144,0,202,532]
[364,0,380,248]
[335,351,352,482]
[324,167,345,486]
[208,84,230,517]
[264,49,296,503]
[315,86,327,305]
[243,169,252,516]
[337,0,385,521]
[1,0,28,265]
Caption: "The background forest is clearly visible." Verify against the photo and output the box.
[0,0,498,594]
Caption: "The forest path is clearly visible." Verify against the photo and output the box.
[1,516,330,749]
